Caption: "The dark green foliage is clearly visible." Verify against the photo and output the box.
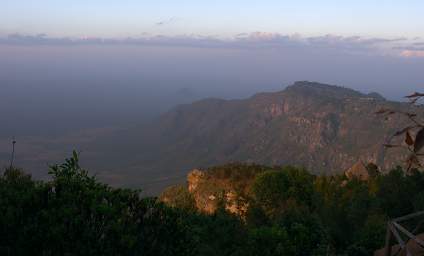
[159,184,196,211]
[244,163,424,255]
[247,167,329,256]
[246,225,290,256]
[245,209,330,256]
[188,208,248,256]
[375,167,420,218]
[2,154,424,255]
[251,166,314,219]
[0,151,194,256]
[207,163,269,183]
[0,167,46,255]
[207,163,271,196]
[351,214,387,255]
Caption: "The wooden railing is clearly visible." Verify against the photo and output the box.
[385,211,424,256]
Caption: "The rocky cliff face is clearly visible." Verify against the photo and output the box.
[186,168,249,215]
[137,81,421,178]
[345,161,370,181]
[163,161,381,215]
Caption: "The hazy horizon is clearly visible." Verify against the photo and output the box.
[1,40,423,136]
[2,1,424,138]
[1,1,423,190]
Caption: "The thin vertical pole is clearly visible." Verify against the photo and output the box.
[9,137,16,169]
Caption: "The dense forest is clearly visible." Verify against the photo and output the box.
[1,151,424,255]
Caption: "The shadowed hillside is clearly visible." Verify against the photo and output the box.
[2,81,422,194]
[124,81,422,190]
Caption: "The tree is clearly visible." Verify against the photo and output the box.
[0,151,195,256]
[377,92,424,170]
[159,184,196,211]
[251,166,314,219]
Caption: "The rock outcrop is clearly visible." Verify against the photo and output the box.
[345,161,370,181]
[185,168,250,215]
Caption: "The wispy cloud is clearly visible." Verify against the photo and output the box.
[394,46,424,51]
[1,32,422,57]
[400,50,424,57]
[392,45,424,58]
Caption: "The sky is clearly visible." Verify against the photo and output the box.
[1,0,424,38]
[0,1,424,139]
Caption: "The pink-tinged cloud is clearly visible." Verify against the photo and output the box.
[2,32,421,58]
[400,50,424,58]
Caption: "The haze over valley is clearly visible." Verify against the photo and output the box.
[1,35,424,192]
[1,80,422,194]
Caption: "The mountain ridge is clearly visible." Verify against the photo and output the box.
[132,81,419,184]
[3,81,418,194]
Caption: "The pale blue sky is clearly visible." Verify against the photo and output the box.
[1,0,423,38]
